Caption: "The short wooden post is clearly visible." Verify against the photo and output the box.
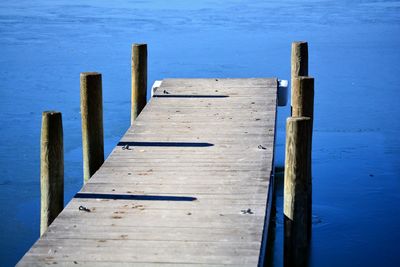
[131,43,147,124]
[80,72,104,183]
[40,111,64,236]
[284,117,312,267]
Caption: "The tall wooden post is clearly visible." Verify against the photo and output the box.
[291,41,308,115]
[284,117,312,267]
[40,111,64,236]
[291,75,314,240]
[80,72,104,183]
[131,43,147,124]
[291,41,308,79]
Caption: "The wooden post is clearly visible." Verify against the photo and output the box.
[131,43,147,124]
[291,41,308,115]
[291,41,308,79]
[292,76,314,127]
[80,72,104,183]
[40,111,64,236]
[284,117,312,267]
[291,75,314,240]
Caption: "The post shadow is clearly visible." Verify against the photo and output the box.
[117,141,214,148]
[284,215,310,267]
[74,193,197,202]
[153,94,229,98]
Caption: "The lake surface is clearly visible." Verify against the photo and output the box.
[1,0,399,266]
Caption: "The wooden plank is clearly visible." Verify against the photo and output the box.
[19,261,245,267]
[17,78,277,266]
[160,78,276,87]
[43,224,261,242]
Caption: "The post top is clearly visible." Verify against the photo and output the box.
[42,111,62,116]
[292,41,308,45]
[80,72,101,77]
[132,43,147,48]
[42,110,62,120]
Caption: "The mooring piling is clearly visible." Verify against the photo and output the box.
[283,116,312,267]
[80,72,104,183]
[40,111,64,236]
[291,76,314,128]
[291,75,314,239]
[283,41,314,266]
[291,41,308,79]
[131,43,148,123]
[291,41,308,115]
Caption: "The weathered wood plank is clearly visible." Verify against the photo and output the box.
[17,78,277,266]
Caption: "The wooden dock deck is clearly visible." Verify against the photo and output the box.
[18,78,278,266]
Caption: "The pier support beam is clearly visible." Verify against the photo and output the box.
[80,72,104,183]
[40,111,64,236]
[284,116,312,267]
[131,43,147,123]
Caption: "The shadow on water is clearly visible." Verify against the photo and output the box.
[265,167,283,267]
[74,193,197,201]
[283,214,311,267]
[266,167,312,267]
[117,141,214,147]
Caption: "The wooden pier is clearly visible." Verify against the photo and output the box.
[18,78,278,266]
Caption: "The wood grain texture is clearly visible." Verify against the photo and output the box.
[291,76,314,126]
[283,117,312,267]
[18,78,277,266]
[40,111,64,236]
[131,44,147,123]
[80,72,104,183]
[291,42,308,79]
[291,75,314,245]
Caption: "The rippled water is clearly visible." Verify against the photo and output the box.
[1,0,399,266]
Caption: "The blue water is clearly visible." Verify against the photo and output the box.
[1,0,399,266]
